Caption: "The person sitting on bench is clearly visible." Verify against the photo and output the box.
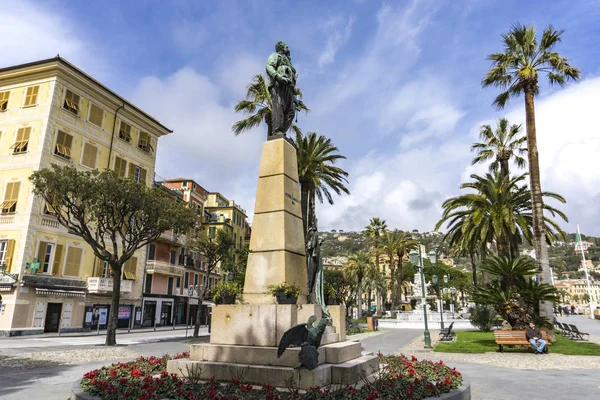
[526,322,547,354]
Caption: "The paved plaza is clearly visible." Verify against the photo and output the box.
[0,318,599,399]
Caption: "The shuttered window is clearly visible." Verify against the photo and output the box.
[24,86,39,106]
[0,91,9,111]
[10,127,31,154]
[1,182,20,214]
[128,164,147,184]
[114,156,127,177]
[37,242,59,274]
[123,256,138,280]
[54,130,73,159]
[63,89,80,115]
[118,121,132,142]
[89,103,104,127]
[0,240,15,271]
[63,247,83,276]
[81,143,98,168]
[138,132,154,154]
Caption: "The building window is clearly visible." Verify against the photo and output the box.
[145,273,153,293]
[184,272,189,288]
[63,247,83,276]
[167,277,174,295]
[194,274,199,286]
[170,250,176,264]
[10,127,31,154]
[0,240,15,271]
[176,276,181,288]
[54,130,74,160]
[128,164,147,184]
[23,86,39,107]
[118,121,132,143]
[0,91,9,111]
[88,103,104,127]
[138,132,154,153]
[182,182,188,188]
[63,89,80,115]
[43,202,57,217]
[124,257,138,280]
[81,142,98,168]
[37,242,63,274]
[114,156,127,178]
[148,243,156,260]
[1,182,21,214]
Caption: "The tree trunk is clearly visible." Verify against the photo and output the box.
[524,87,553,319]
[367,289,372,312]
[106,264,122,346]
[356,279,363,318]
[496,234,510,258]
[376,290,383,315]
[300,181,315,246]
[500,159,510,181]
[193,286,209,337]
[470,252,478,287]
[388,264,395,306]
[395,253,404,305]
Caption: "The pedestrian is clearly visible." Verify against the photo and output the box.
[571,305,576,315]
[526,322,547,354]
[558,307,563,316]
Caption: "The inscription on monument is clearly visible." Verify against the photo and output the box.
[285,192,299,205]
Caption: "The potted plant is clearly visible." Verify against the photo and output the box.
[267,282,301,304]
[211,281,241,305]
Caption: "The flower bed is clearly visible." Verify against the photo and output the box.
[81,353,462,400]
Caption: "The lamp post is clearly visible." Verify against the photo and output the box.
[429,249,445,330]
[409,244,437,349]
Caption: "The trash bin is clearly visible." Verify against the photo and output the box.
[366,317,374,331]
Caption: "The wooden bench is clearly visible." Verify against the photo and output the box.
[494,330,551,353]
[439,321,455,341]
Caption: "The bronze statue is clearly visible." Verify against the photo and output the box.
[277,315,329,370]
[266,41,297,136]
[306,200,330,319]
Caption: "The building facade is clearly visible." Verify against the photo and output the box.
[0,57,170,335]
[204,192,247,250]
[555,279,600,305]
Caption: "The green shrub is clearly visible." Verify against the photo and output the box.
[469,305,496,332]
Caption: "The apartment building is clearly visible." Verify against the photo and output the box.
[204,192,247,249]
[555,279,600,305]
[0,57,170,335]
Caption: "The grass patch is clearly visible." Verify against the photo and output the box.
[434,330,600,355]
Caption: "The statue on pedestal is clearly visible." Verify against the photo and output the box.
[266,41,298,136]
[306,201,330,319]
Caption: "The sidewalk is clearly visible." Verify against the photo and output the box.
[0,324,206,339]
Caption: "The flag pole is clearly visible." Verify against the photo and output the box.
[576,224,595,319]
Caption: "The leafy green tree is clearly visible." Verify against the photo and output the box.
[483,24,580,318]
[295,131,350,241]
[232,74,309,137]
[220,244,250,288]
[30,165,195,346]
[344,251,375,317]
[187,229,235,337]
[471,118,527,179]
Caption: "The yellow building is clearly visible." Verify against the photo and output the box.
[555,279,600,305]
[204,193,247,250]
[0,57,170,335]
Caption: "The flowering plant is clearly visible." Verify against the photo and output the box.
[81,352,462,399]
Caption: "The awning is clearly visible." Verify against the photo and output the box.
[0,284,14,291]
[35,288,86,297]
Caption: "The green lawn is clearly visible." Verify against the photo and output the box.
[434,331,600,356]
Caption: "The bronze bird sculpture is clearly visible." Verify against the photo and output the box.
[277,315,329,370]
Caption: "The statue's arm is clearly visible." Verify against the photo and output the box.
[266,54,279,80]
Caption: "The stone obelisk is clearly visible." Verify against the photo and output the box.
[243,136,308,304]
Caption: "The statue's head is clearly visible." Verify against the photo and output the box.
[275,41,290,57]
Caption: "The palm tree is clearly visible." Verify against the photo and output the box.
[471,118,527,179]
[363,218,388,314]
[344,251,375,318]
[482,24,580,318]
[557,288,570,304]
[295,131,350,240]
[380,230,417,306]
[437,173,567,260]
[232,74,309,137]
[479,255,537,290]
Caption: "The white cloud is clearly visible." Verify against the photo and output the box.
[317,16,355,68]
[0,1,96,71]
[171,20,210,52]
[131,66,264,215]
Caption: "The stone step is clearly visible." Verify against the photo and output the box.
[323,340,362,364]
[190,343,326,367]
[167,359,332,390]
[320,332,340,345]
[330,353,379,385]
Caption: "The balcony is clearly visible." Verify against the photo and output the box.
[40,217,60,229]
[87,277,132,293]
[146,260,185,277]
[158,229,186,246]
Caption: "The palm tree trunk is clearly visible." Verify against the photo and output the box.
[389,263,395,305]
[524,87,553,319]
[396,253,404,305]
[496,234,510,258]
[470,252,478,287]
[356,279,363,318]
[500,159,510,181]
[300,181,310,243]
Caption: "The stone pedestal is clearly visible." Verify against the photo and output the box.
[243,138,308,304]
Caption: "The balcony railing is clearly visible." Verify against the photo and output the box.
[87,277,132,293]
[41,217,60,229]
[158,230,186,245]
[146,260,185,277]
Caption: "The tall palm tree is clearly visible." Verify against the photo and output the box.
[482,24,580,318]
[363,217,388,314]
[344,251,375,318]
[380,230,417,306]
[471,118,527,179]
[232,74,309,136]
[295,131,350,240]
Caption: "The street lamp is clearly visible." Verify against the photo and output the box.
[409,244,438,349]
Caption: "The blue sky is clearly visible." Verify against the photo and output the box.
[3,0,600,234]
